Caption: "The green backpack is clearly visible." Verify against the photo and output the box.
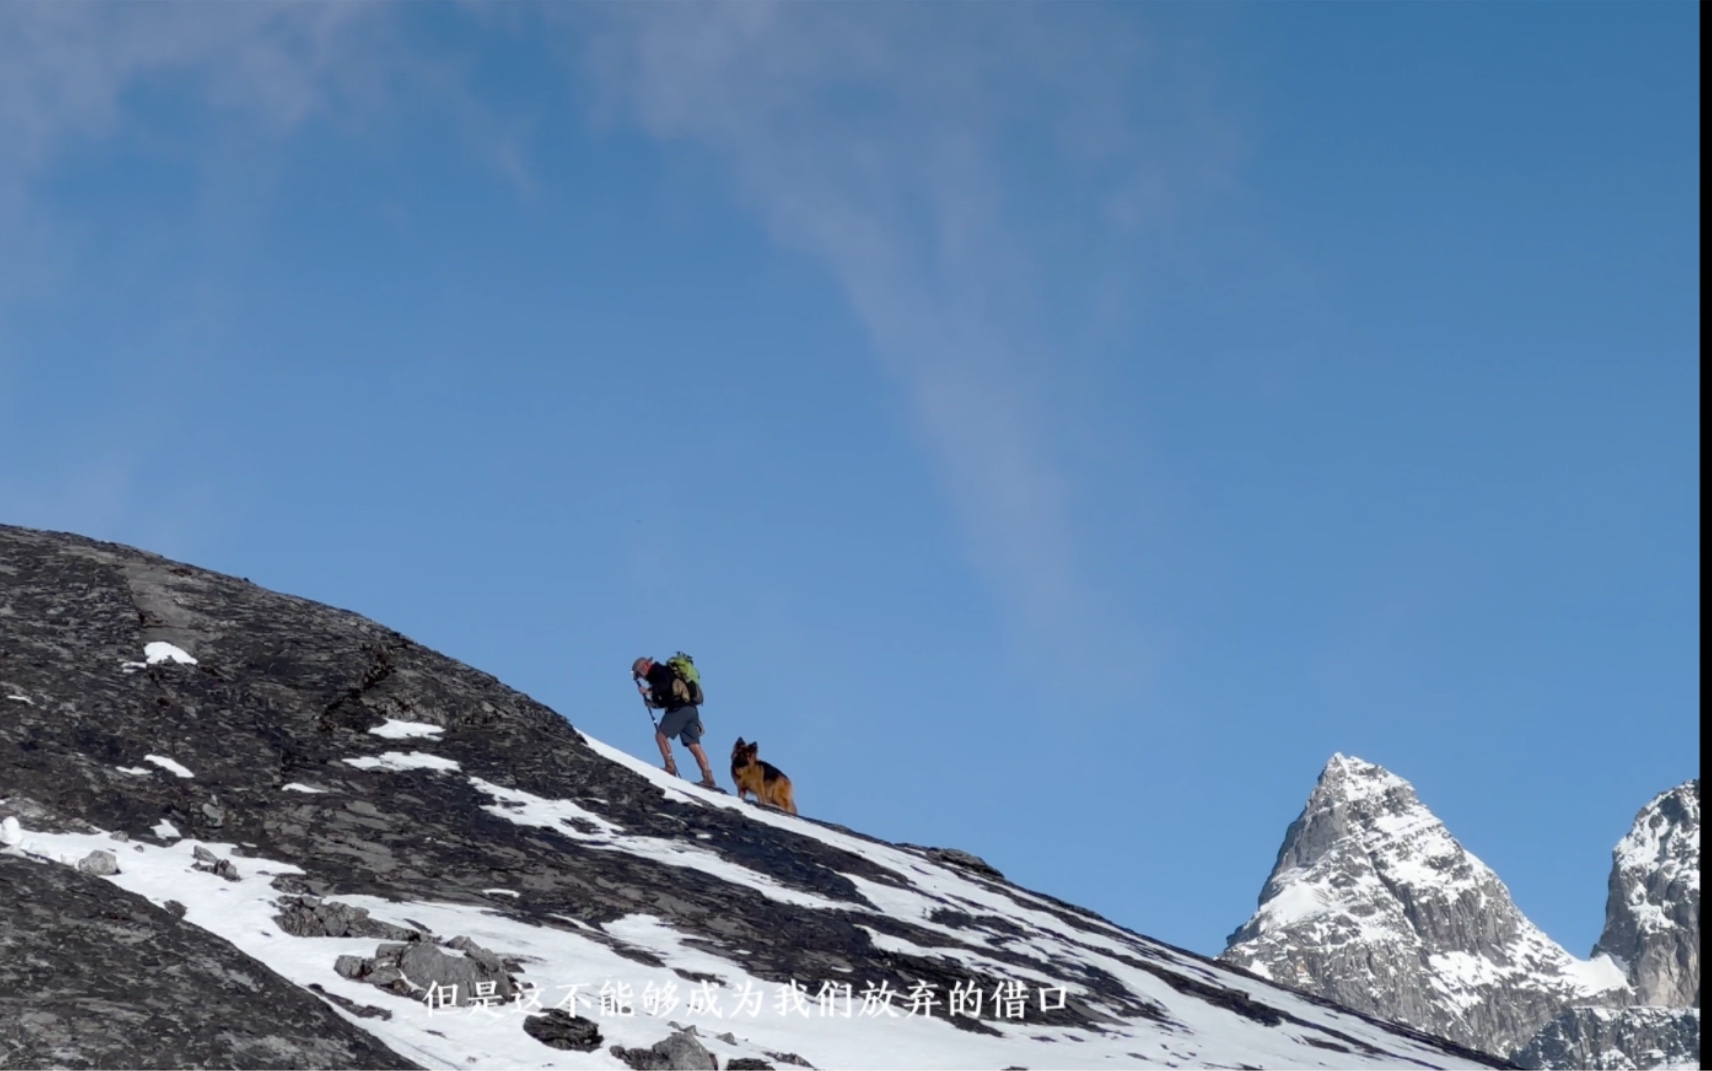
[667,652,704,706]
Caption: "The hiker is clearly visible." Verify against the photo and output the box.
[632,655,719,789]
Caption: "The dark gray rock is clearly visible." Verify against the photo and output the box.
[333,934,516,1006]
[190,844,241,881]
[521,1008,603,1051]
[273,893,420,940]
[0,853,418,1069]
[610,1028,718,1070]
[1513,1006,1699,1070]
[899,843,1005,880]
[725,1060,775,1071]
[306,982,395,1021]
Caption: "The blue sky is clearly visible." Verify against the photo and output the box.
[0,3,1698,960]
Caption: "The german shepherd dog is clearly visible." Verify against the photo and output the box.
[731,738,796,815]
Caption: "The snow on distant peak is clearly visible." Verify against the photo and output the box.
[1223,755,1631,1056]
[1316,753,1411,802]
[1612,780,1700,924]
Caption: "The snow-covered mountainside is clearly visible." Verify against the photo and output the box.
[1593,781,1700,1009]
[1218,755,1629,1057]
[0,524,1503,1071]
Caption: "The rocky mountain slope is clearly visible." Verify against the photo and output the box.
[1219,756,1699,1070]
[1517,780,1702,1071]
[1512,1007,1699,1071]
[0,524,1505,1070]
[1592,780,1700,1009]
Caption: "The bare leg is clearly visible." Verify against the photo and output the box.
[655,731,677,775]
[686,742,716,783]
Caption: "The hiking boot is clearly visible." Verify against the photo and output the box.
[695,774,719,790]
[662,760,679,777]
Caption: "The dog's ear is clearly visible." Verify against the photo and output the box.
[734,737,746,748]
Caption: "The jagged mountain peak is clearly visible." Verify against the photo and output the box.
[1318,752,1405,792]
[1258,754,1495,917]
[1223,754,1629,1058]
[1307,753,1421,812]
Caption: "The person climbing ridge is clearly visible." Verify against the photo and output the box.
[632,654,720,790]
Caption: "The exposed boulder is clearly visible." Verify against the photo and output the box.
[191,844,241,881]
[610,1027,719,1070]
[521,1008,603,1051]
[273,893,420,940]
[900,844,1005,880]
[76,849,119,876]
[334,934,517,1006]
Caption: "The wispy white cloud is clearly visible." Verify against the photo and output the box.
[569,3,1238,657]
[0,3,1241,669]
[0,3,404,550]
[0,2,379,536]
[0,1,396,349]
[0,2,546,556]
[0,2,386,210]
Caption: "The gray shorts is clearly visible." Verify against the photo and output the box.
[657,705,703,747]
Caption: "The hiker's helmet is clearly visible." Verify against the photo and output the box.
[631,656,652,677]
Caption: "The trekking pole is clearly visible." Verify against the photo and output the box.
[634,676,659,731]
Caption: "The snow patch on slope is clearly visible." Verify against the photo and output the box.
[144,754,195,779]
[122,641,198,670]
[343,752,462,774]
[369,718,445,741]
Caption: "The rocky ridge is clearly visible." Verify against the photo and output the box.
[0,524,1508,1070]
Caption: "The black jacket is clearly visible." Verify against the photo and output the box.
[640,661,693,713]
